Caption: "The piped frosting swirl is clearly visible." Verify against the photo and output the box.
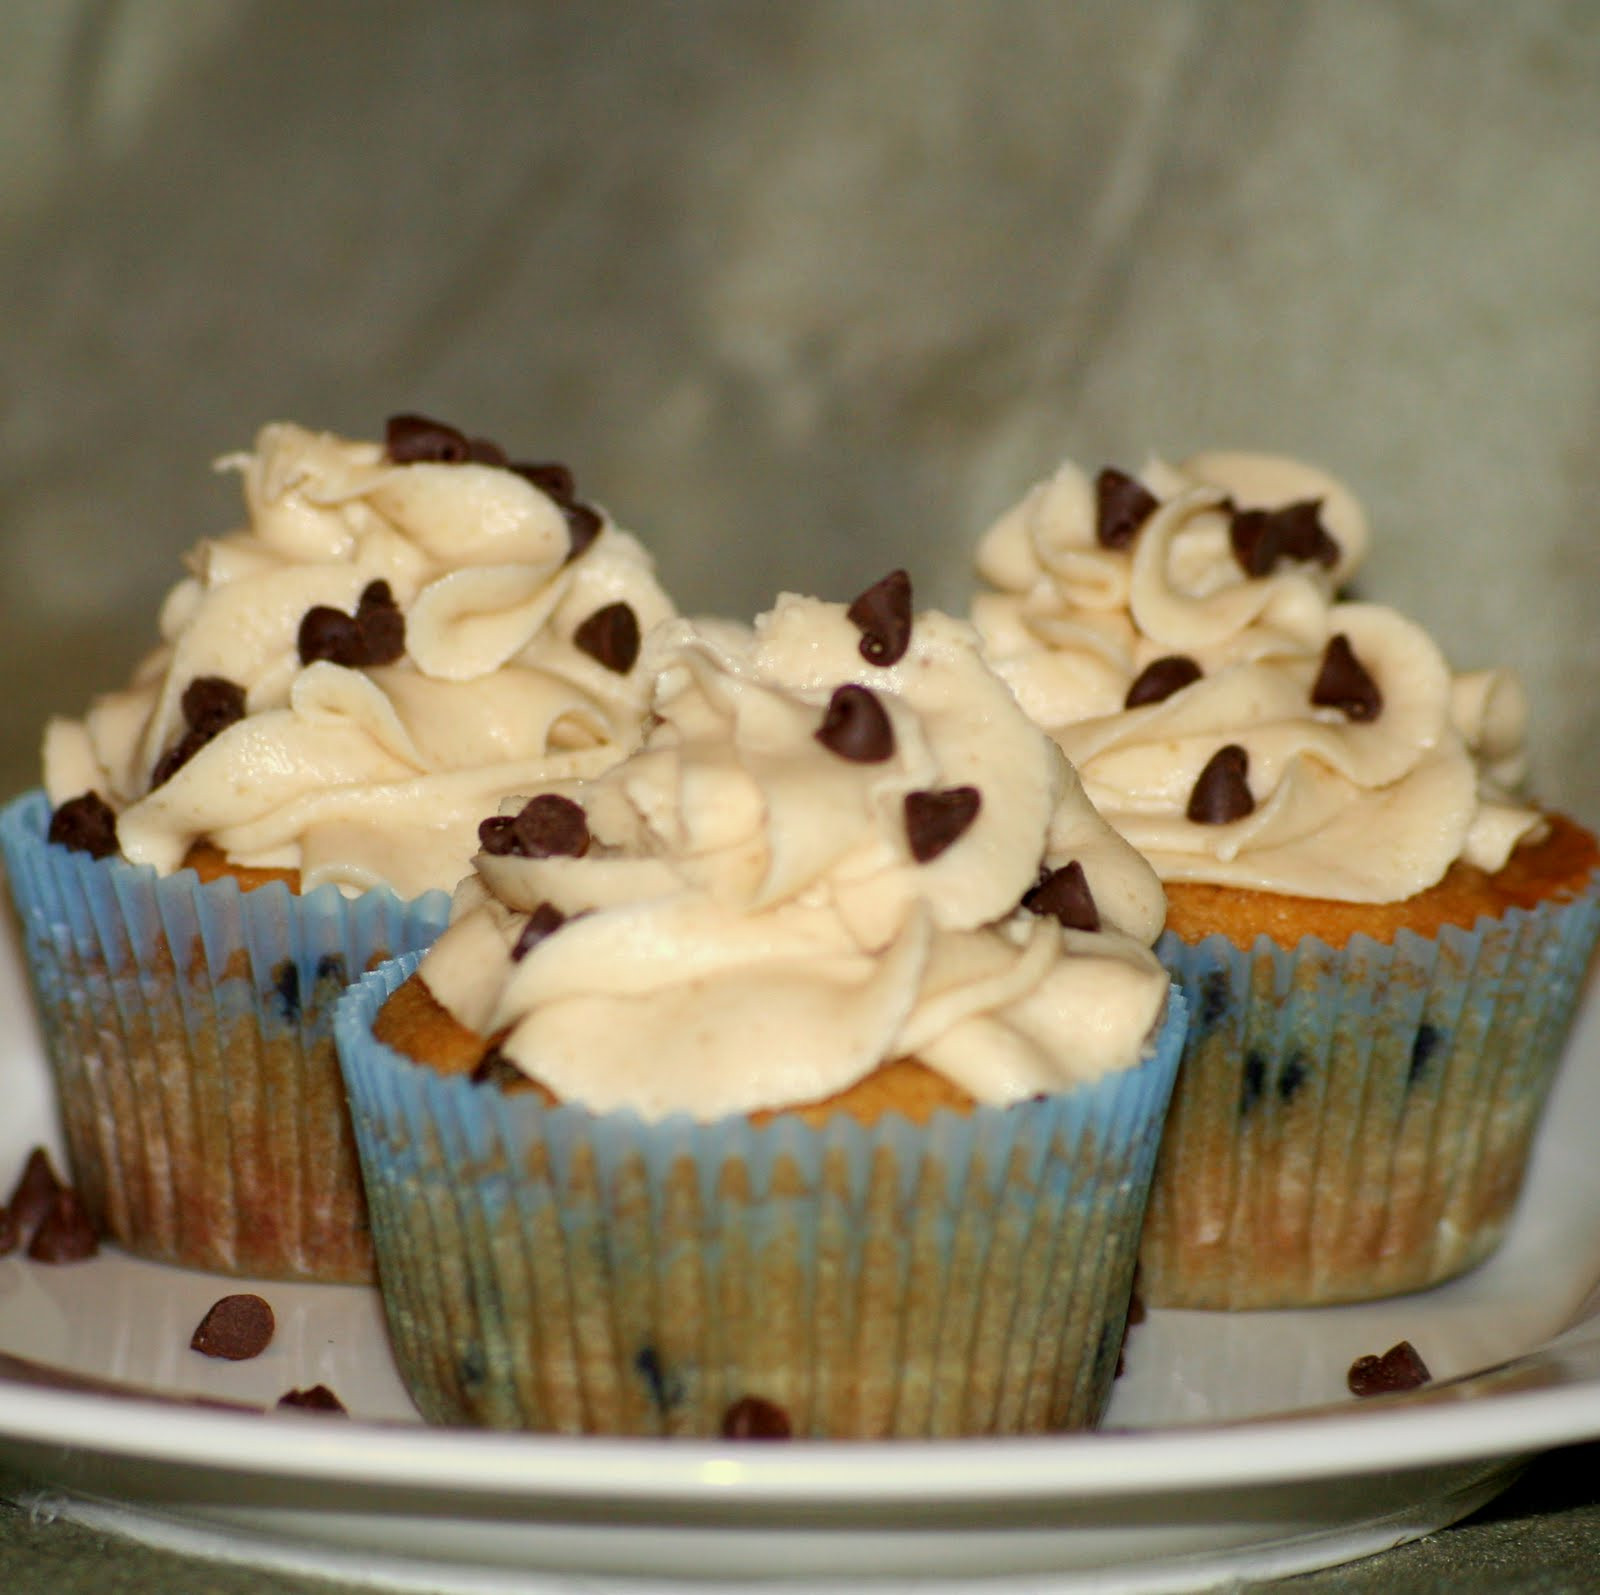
[416,587,1171,1120]
[43,418,676,897]
[971,452,1542,902]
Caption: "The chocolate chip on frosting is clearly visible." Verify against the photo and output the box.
[904,786,981,863]
[1186,744,1255,824]
[508,460,603,563]
[573,602,642,675]
[846,569,913,667]
[191,1294,275,1361]
[1023,861,1101,932]
[355,580,406,665]
[721,1394,793,1440]
[1229,499,1339,578]
[384,412,473,464]
[47,792,119,858]
[150,674,251,789]
[1095,468,1160,550]
[1125,654,1202,709]
[1311,633,1383,722]
[1347,1340,1431,1398]
[479,794,591,859]
[512,902,568,961]
[815,684,895,764]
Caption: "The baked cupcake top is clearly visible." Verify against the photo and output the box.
[971,452,1542,903]
[43,416,675,897]
[416,580,1171,1120]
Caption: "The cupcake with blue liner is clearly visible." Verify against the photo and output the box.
[971,450,1600,1308]
[2,414,675,1281]
[336,579,1184,1437]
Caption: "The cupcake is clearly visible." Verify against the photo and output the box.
[1,414,675,1281]
[971,453,1600,1308]
[335,579,1186,1437]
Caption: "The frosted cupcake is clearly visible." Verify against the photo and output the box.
[336,577,1186,1436]
[1,414,675,1281]
[971,453,1600,1308]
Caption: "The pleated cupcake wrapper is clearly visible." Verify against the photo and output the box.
[1142,878,1600,1310]
[336,955,1187,1439]
[0,789,450,1282]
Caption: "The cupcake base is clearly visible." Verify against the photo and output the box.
[337,956,1187,1438]
[1,789,449,1282]
[1142,870,1600,1309]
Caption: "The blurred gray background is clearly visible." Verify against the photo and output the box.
[3,0,1598,820]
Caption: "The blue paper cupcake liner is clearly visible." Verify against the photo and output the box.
[336,955,1187,1438]
[1142,876,1600,1309]
[1,789,450,1281]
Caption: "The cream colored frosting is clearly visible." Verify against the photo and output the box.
[43,422,676,897]
[417,593,1171,1119]
[972,452,1543,902]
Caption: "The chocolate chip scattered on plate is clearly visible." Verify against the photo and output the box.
[1348,1340,1431,1397]
[191,1294,276,1361]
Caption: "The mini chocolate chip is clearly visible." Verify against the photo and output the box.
[846,569,913,667]
[512,902,568,961]
[466,436,508,467]
[478,814,520,856]
[1186,744,1255,824]
[28,1190,99,1263]
[298,604,368,667]
[815,684,895,764]
[356,580,406,665]
[904,786,982,863]
[512,461,578,505]
[47,793,119,859]
[721,1395,793,1440]
[181,676,247,737]
[149,728,211,790]
[573,602,641,674]
[277,1385,348,1414]
[1095,467,1160,550]
[191,1294,275,1361]
[1125,654,1202,709]
[0,1207,16,1256]
[509,794,590,858]
[1311,633,1382,722]
[1348,1340,1432,1397]
[1023,861,1101,931]
[562,502,604,563]
[8,1147,64,1235]
[385,413,471,464]
[470,1047,524,1089]
[1229,499,1339,578]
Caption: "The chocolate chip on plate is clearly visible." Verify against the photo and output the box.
[721,1394,793,1440]
[28,1189,99,1263]
[1186,744,1255,825]
[1023,861,1101,932]
[191,1294,276,1361]
[1311,633,1383,722]
[8,1146,64,1235]
[573,602,642,675]
[1348,1340,1432,1397]
[0,1207,18,1257]
[1095,467,1160,551]
[46,794,119,859]
[1125,654,1202,709]
[904,786,981,863]
[846,569,913,667]
[815,684,896,764]
[277,1385,348,1415]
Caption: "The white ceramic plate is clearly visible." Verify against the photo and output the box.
[3,908,1600,1595]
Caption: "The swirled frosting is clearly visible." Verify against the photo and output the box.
[43,419,676,897]
[416,587,1171,1119]
[971,452,1543,902]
